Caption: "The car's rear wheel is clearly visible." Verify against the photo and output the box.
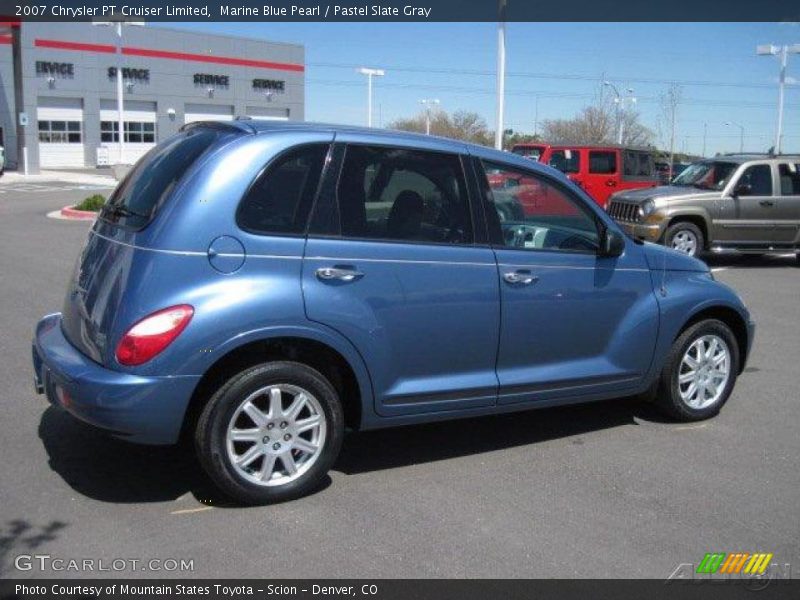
[653,319,739,421]
[195,361,344,504]
[665,221,704,257]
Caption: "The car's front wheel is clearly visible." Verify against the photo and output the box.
[195,361,344,504]
[653,319,739,421]
[665,221,704,258]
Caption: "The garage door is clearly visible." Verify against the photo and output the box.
[246,106,289,121]
[37,97,85,168]
[99,100,157,165]
[184,104,234,124]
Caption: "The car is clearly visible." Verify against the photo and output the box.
[32,121,754,504]
[510,143,549,161]
[607,154,800,260]
[655,160,690,185]
[0,144,5,177]
[538,144,659,208]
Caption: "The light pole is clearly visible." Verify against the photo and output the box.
[603,81,636,145]
[702,122,707,157]
[494,0,507,150]
[93,19,144,164]
[757,43,800,154]
[357,67,384,128]
[419,99,440,135]
[724,121,745,153]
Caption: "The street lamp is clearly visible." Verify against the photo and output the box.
[357,67,384,128]
[419,99,440,135]
[757,43,800,154]
[603,81,636,145]
[724,121,745,153]
[93,19,144,165]
[494,0,507,150]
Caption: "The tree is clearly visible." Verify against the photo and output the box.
[541,91,654,146]
[388,109,493,146]
[656,84,683,171]
[503,130,542,150]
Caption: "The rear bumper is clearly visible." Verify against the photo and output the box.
[32,313,200,445]
[617,220,664,243]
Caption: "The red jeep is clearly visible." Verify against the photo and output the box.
[511,143,659,208]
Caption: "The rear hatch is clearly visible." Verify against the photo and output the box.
[61,125,238,365]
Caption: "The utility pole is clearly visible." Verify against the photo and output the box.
[603,82,636,145]
[357,67,385,128]
[93,19,144,164]
[757,43,800,154]
[724,121,745,153]
[702,122,707,157]
[494,0,507,150]
[419,99,440,135]
[533,95,539,138]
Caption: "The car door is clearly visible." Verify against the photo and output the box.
[720,162,777,244]
[302,136,500,417]
[775,161,800,243]
[471,154,659,405]
[586,149,620,208]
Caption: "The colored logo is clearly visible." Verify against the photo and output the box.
[696,552,773,575]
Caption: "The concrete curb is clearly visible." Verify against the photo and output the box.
[59,205,98,221]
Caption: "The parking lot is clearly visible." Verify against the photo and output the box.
[0,184,798,579]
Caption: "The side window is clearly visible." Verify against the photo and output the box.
[778,163,800,195]
[589,151,617,174]
[237,144,329,235]
[482,160,599,253]
[336,145,472,245]
[737,164,773,196]
[548,149,580,173]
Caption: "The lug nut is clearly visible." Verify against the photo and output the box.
[280,421,288,429]
[267,423,275,430]
[273,443,280,450]
[262,436,269,443]
[284,434,291,441]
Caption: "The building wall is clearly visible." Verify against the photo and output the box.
[0,34,18,169]
[11,22,304,173]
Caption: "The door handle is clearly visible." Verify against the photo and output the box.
[503,270,539,285]
[758,200,775,207]
[315,266,364,282]
[605,179,617,187]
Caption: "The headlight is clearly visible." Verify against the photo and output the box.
[639,199,656,218]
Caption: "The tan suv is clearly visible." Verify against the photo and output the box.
[608,154,800,261]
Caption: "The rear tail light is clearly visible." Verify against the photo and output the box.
[115,305,194,366]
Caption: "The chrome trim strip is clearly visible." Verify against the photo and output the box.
[305,256,496,267]
[497,263,649,272]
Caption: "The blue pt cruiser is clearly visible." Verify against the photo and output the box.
[33,121,754,504]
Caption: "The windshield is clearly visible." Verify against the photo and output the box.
[101,126,229,230]
[672,161,738,190]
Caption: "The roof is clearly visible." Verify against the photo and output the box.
[705,153,800,163]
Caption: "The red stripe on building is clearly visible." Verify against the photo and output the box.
[121,46,304,72]
[0,34,12,45]
[35,39,117,53]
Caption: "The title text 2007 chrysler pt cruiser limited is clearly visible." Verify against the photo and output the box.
[33,121,754,504]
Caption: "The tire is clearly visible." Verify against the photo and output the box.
[195,361,344,505]
[653,319,739,422]
[664,221,704,258]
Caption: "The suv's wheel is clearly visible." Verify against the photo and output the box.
[195,361,344,504]
[653,319,739,421]
[665,221,704,257]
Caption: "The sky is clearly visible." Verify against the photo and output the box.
[158,22,799,156]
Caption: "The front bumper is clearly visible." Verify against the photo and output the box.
[32,313,200,445]
[616,220,664,243]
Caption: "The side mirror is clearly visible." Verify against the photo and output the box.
[733,182,752,197]
[599,227,625,257]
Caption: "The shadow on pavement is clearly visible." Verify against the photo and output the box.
[703,253,797,270]
[0,519,68,577]
[39,396,670,504]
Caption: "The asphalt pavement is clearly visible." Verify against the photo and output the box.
[0,185,798,579]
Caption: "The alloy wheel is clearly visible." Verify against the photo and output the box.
[671,229,698,256]
[226,384,327,487]
[677,334,731,410]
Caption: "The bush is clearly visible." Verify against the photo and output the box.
[74,194,107,212]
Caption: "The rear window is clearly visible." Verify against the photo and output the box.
[101,127,227,230]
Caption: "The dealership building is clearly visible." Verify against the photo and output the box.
[0,22,304,173]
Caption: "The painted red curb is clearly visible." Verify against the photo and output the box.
[60,205,97,221]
